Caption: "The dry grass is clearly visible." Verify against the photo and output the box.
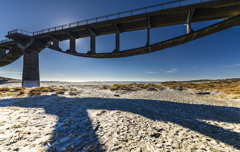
[28,87,65,96]
[69,90,83,95]
[28,88,42,96]
[14,87,26,91]
[7,106,21,110]
[108,83,165,91]
[70,88,77,91]
[146,86,157,91]
[19,89,25,95]
[100,85,110,89]
[162,78,240,96]
[55,91,65,95]
[41,87,50,92]
[0,87,11,92]
[69,91,78,95]
[97,110,106,116]
[55,88,68,95]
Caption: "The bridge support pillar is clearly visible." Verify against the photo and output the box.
[146,17,151,47]
[53,41,61,50]
[66,32,77,53]
[66,37,76,53]
[185,9,195,34]
[113,23,121,52]
[87,27,96,54]
[53,41,59,48]
[12,38,46,87]
[0,49,6,59]
[186,24,192,34]
[22,50,40,87]
[114,31,120,52]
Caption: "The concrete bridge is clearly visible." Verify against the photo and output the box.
[1,0,240,87]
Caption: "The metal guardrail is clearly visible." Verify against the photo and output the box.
[8,0,219,36]
[0,39,13,44]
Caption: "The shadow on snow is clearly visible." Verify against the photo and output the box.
[0,95,239,151]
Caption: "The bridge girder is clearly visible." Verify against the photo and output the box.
[1,0,240,87]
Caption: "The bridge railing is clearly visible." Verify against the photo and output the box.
[8,29,34,36]
[8,0,220,37]
[0,39,13,44]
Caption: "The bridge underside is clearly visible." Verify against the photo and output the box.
[0,0,240,87]
[49,14,240,58]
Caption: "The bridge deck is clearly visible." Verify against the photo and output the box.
[51,14,240,58]
[6,0,240,42]
[0,0,240,67]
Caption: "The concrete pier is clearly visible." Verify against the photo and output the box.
[0,49,6,59]
[22,50,40,87]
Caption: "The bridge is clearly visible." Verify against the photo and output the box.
[1,0,240,87]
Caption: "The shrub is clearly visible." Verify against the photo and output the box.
[69,90,83,95]
[162,78,240,96]
[19,89,25,95]
[49,87,56,92]
[109,85,120,91]
[100,85,109,89]
[69,91,77,95]
[108,83,164,91]
[14,87,26,91]
[70,88,77,91]
[41,87,50,92]
[28,88,42,96]
[55,90,65,95]
[146,86,157,91]
[56,88,68,92]
[0,87,11,92]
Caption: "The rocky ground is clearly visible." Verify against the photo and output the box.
[0,81,240,152]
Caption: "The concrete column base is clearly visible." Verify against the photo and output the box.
[22,80,40,88]
[22,50,40,87]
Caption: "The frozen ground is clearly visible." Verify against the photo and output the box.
[0,81,239,152]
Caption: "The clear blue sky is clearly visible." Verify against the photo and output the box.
[0,0,240,82]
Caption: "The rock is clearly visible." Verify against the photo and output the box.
[114,94,120,97]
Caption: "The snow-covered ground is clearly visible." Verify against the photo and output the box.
[0,81,240,152]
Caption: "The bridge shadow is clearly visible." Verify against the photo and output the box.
[0,95,239,151]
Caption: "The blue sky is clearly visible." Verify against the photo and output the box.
[0,0,240,82]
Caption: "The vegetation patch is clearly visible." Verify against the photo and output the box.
[70,88,77,91]
[106,83,164,91]
[97,110,106,116]
[69,90,83,95]
[28,88,42,96]
[0,87,11,92]
[14,87,26,91]
[19,89,25,95]
[55,88,68,95]
[41,87,50,92]
[28,87,67,96]
[162,78,240,96]
[100,85,110,90]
